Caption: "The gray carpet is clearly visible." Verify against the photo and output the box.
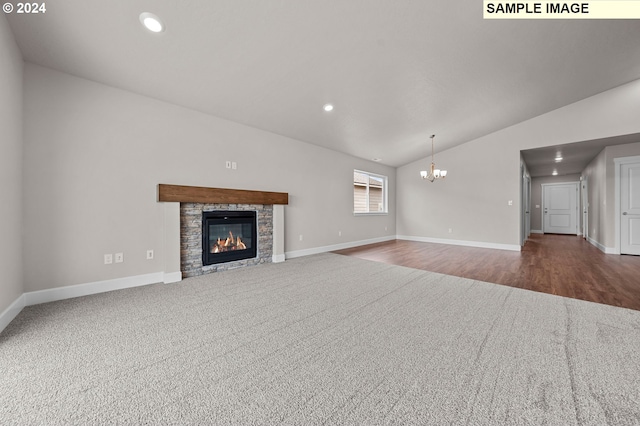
[1,253,640,425]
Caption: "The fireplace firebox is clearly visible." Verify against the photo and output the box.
[202,211,257,266]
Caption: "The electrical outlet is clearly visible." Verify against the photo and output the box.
[146,249,154,260]
[104,254,113,265]
[225,161,231,169]
[115,253,124,263]
[338,231,342,237]
[299,234,303,241]
[448,228,453,234]
[508,200,513,206]
[232,161,237,170]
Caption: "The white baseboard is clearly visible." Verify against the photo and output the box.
[0,294,26,335]
[1,271,181,334]
[163,271,183,284]
[24,272,165,306]
[397,235,521,252]
[531,230,543,234]
[272,254,286,263]
[285,235,396,259]
[587,237,617,254]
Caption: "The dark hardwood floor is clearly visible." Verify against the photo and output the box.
[333,234,640,311]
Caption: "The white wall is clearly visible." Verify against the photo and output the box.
[0,15,23,315]
[603,142,640,249]
[22,64,396,292]
[581,141,640,250]
[397,79,640,249]
[582,149,607,247]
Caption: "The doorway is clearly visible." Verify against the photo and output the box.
[542,182,579,235]
[581,177,588,240]
[522,175,531,244]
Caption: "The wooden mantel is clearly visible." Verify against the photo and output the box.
[158,184,288,205]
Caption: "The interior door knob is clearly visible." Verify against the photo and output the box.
[623,212,628,215]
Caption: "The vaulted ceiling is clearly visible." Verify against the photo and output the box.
[6,1,640,167]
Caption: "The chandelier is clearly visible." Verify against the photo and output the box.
[420,134,447,182]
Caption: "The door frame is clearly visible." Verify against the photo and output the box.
[581,176,588,240]
[541,181,579,235]
[614,155,640,255]
[521,164,531,246]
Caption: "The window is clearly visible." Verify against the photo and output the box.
[354,170,388,214]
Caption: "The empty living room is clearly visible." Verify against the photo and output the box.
[2,2,640,424]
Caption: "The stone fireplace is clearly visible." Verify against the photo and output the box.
[181,203,272,277]
[158,184,287,281]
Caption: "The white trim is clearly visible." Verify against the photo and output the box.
[1,273,169,333]
[0,294,26,335]
[531,229,543,234]
[614,155,640,255]
[581,176,589,241]
[587,236,616,254]
[353,212,389,216]
[285,235,396,259]
[24,272,164,306]
[397,235,521,252]
[272,254,286,263]
[163,271,182,284]
[614,155,640,164]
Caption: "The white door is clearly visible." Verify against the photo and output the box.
[543,183,578,235]
[621,162,640,255]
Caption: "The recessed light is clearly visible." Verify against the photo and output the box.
[140,12,164,33]
[372,158,382,162]
[552,170,558,176]
[555,156,563,162]
[323,104,334,112]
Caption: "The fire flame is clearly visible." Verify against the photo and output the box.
[211,231,247,253]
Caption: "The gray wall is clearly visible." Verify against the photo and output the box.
[23,64,396,292]
[397,78,640,248]
[582,149,607,245]
[582,141,640,249]
[8,52,640,301]
[530,174,582,233]
[0,16,23,314]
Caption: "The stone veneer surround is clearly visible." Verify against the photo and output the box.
[181,203,273,277]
